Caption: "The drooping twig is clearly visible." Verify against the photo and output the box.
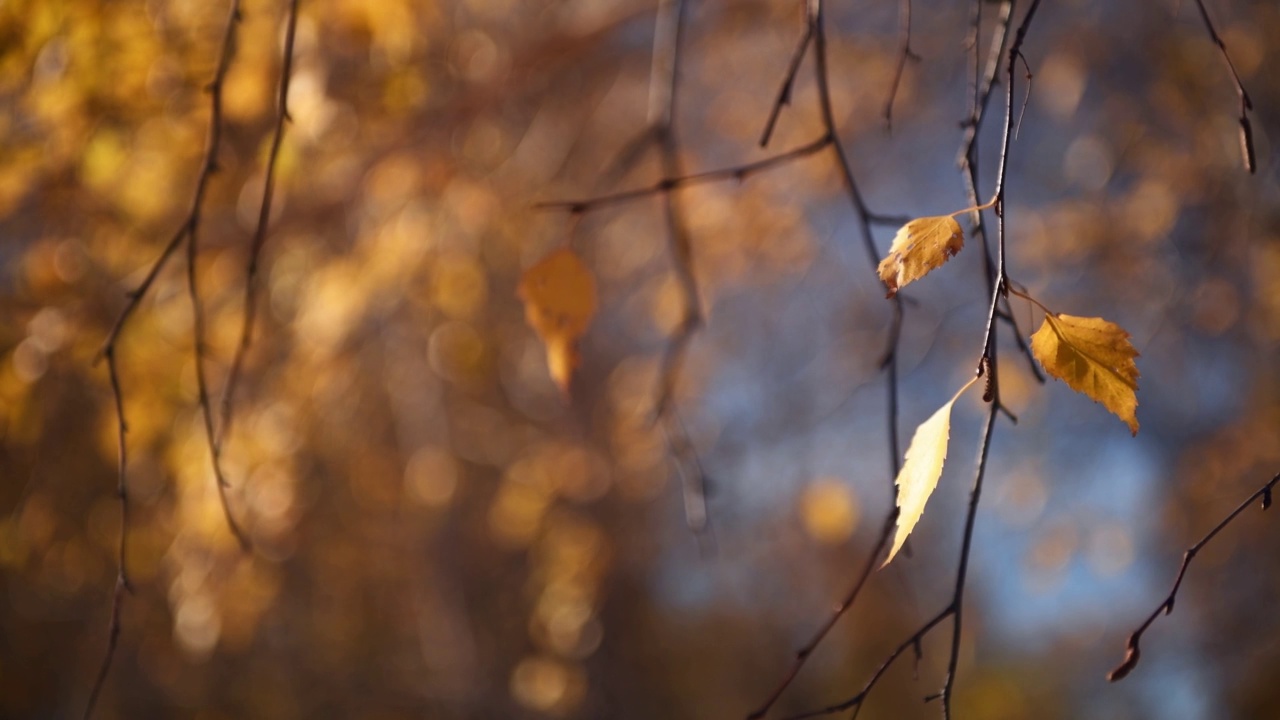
[1189,0,1256,173]
[220,0,302,446]
[87,6,249,715]
[1108,471,1280,681]
[883,0,920,130]
[82,349,131,720]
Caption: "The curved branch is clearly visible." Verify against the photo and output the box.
[220,0,302,446]
[1108,471,1280,681]
[87,5,248,716]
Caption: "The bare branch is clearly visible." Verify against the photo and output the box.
[883,0,920,130]
[1190,0,1256,173]
[536,135,834,213]
[87,5,250,715]
[82,349,132,720]
[220,0,302,446]
[759,21,813,148]
[746,511,897,720]
[1108,471,1280,681]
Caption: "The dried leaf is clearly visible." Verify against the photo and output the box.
[1031,313,1140,435]
[877,216,965,297]
[517,248,597,394]
[884,377,978,566]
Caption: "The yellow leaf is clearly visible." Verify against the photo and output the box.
[518,248,597,394]
[1030,313,1140,435]
[877,216,965,297]
[884,377,978,566]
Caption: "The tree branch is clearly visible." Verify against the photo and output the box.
[536,135,834,213]
[883,0,919,131]
[220,0,302,446]
[1108,471,1280,681]
[1189,0,1256,173]
[86,6,249,716]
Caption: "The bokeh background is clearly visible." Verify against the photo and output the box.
[2,0,1279,718]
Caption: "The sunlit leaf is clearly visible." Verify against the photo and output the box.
[876,216,965,297]
[884,377,978,566]
[1031,313,1140,435]
[518,248,597,394]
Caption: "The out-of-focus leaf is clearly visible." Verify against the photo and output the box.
[518,248,597,394]
[1031,313,1140,435]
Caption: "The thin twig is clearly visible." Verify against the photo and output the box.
[1108,472,1280,681]
[883,0,919,130]
[184,1,253,551]
[759,21,813,148]
[978,0,1043,376]
[956,0,1042,385]
[647,0,715,542]
[87,6,249,715]
[1189,0,1256,173]
[746,510,897,720]
[220,0,302,446]
[957,0,1042,385]
[82,350,131,720]
[536,135,834,212]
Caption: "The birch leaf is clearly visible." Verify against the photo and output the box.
[1031,313,1140,435]
[517,248,597,394]
[877,216,965,297]
[884,377,978,566]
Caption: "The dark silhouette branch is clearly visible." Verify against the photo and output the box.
[759,17,812,148]
[1189,0,1256,173]
[87,6,250,716]
[883,0,920,130]
[82,349,131,720]
[536,135,835,213]
[746,510,898,720]
[1108,471,1280,681]
[220,0,302,447]
[978,0,1043,377]
[958,0,1043,388]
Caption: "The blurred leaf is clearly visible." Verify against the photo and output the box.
[877,215,965,297]
[1031,313,1140,435]
[518,248,597,395]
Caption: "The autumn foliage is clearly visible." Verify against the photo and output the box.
[1,2,1280,720]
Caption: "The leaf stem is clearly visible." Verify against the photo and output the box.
[948,196,997,218]
[1006,285,1053,317]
